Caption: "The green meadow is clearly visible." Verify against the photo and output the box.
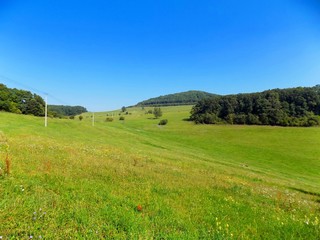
[0,105,319,239]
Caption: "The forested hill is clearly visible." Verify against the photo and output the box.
[0,83,45,116]
[48,105,87,117]
[136,91,217,107]
[190,85,320,127]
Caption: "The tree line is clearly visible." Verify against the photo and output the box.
[0,83,88,118]
[136,90,216,107]
[190,86,320,127]
[48,105,87,118]
[0,83,45,116]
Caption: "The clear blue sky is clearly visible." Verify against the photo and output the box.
[0,0,319,111]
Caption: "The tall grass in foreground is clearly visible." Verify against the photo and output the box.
[0,108,319,239]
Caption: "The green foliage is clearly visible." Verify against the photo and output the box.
[0,83,45,116]
[48,105,87,117]
[158,119,168,125]
[146,109,153,114]
[153,107,163,118]
[119,116,125,121]
[106,117,114,122]
[121,106,127,112]
[79,115,83,121]
[191,86,320,126]
[193,112,220,124]
[137,90,217,107]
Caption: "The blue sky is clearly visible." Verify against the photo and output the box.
[0,0,319,111]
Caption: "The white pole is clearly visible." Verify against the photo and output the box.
[45,95,48,127]
[92,112,95,127]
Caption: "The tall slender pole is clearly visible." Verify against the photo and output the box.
[45,95,48,127]
[92,112,95,127]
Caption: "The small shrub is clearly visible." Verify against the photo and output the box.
[159,119,168,125]
[105,117,114,122]
[119,116,125,121]
[153,107,162,118]
[79,115,83,121]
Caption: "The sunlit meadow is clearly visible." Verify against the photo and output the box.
[0,106,319,239]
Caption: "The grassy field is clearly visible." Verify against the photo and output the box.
[0,105,319,239]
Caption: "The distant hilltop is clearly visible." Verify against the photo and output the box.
[135,90,217,107]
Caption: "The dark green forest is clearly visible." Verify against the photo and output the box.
[136,90,216,107]
[48,105,87,117]
[0,84,87,117]
[0,83,45,116]
[190,86,320,126]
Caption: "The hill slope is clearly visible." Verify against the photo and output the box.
[135,90,217,106]
[0,107,319,238]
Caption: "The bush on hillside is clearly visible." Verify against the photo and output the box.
[153,107,162,118]
[106,117,113,122]
[158,119,168,125]
[106,117,114,122]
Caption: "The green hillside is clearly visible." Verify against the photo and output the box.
[135,90,217,106]
[0,107,319,239]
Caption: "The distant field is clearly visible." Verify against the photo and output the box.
[0,106,319,239]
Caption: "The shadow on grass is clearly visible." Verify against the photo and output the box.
[142,141,167,150]
[289,187,320,197]
[182,118,192,121]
